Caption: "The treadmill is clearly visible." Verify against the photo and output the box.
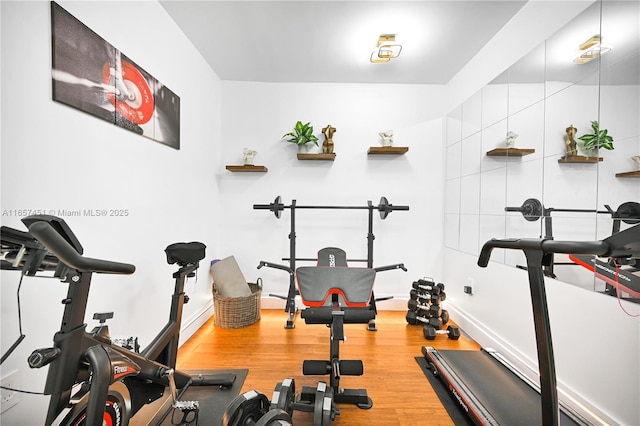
[423,224,640,426]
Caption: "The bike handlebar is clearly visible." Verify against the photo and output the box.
[478,238,611,268]
[28,221,136,274]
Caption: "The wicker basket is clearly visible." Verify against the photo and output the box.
[213,278,262,328]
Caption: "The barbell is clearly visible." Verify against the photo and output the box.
[505,198,640,224]
[253,196,409,220]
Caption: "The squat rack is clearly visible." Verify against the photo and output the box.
[253,196,409,329]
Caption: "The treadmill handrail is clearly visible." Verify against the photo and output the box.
[473,224,640,426]
[28,221,135,275]
[478,238,611,267]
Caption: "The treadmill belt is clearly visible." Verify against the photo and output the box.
[427,350,579,425]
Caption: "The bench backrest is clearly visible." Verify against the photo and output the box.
[296,247,375,308]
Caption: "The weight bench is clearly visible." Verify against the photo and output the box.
[295,247,375,411]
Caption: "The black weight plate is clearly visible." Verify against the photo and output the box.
[522,198,543,222]
[272,377,295,416]
[255,408,293,426]
[222,390,270,426]
[222,393,246,426]
[322,387,334,425]
[274,195,282,219]
[313,382,331,426]
[271,381,283,410]
[379,196,389,220]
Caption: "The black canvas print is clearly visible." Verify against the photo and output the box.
[51,2,180,149]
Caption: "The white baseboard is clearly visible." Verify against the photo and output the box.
[179,302,214,346]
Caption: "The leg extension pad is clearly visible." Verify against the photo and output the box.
[303,360,363,376]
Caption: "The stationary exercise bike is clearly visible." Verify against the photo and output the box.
[0,215,235,425]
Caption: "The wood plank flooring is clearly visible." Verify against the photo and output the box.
[176,309,480,425]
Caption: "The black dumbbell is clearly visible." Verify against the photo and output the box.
[424,325,460,341]
[412,279,445,295]
[418,278,445,290]
[409,300,449,325]
[409,289,446,304]
[440,309,449,325]
[223,390,293,426]
[406,310,443,329]
[407,299,441,317]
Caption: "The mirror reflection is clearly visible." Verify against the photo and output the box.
[445,1,639,302]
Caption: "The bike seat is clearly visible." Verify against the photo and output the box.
[165,242,206,266]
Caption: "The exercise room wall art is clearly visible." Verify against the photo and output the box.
[50,2,180,149]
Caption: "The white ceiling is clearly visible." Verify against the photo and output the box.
[159,1,528,85]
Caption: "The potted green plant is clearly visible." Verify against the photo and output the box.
[578,120,614,152]
[283,121,319,153]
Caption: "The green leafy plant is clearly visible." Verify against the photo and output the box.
[283,121,319,146]
[578,120,614,151]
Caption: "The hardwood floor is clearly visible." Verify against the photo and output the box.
[176,309,480,425]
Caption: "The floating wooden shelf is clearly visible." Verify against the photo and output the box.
[558,156,603,164]
[367,146,409,155]
[616,170,640,178]
[225,165,268,172]
[297,153,336,161]
[486,148,535,157]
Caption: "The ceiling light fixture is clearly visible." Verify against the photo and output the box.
[573,35,612,64]
[370,34,402,63]
[579,35,601,51]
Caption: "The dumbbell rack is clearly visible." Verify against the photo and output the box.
[405,278,460,340]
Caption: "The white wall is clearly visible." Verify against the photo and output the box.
[0,1,222,424]
[218,81,447,306]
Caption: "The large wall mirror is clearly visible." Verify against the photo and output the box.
[445,0,639,301]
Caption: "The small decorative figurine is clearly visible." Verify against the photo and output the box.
[379,130,393,147]
[505,131,518,148]
[322,124,336,154]
[565,125,578,157]
[243,148,257,165]
[632,155,640,170]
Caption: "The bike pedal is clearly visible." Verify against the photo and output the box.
[174,400,199,410]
